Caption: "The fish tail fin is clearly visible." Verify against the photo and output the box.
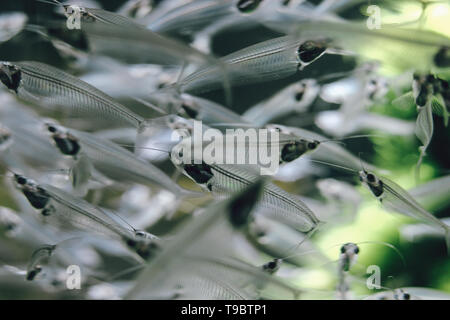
[414,146,426,184]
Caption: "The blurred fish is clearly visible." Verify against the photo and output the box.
[126,179,301,299]
[178,35,338,94]
[12,173,158,258]
[26,244,56,281]
[364,288,414,300]
[0,12,27,43]
[45,122,195,197]
[359,170,450,253]
[297,21,450,73]
[117,0,153,19]
[336,242,359,300]
[243,79,320,126]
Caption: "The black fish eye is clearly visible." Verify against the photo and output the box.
[15,175,27,185]
[47,125,57,133]
[354,247,359,254]
[268,261,276,269]
[367,173,376,183]
[403,293,410,300]
[307,142,317,150]
[294,91,304,101]
[340,245,346,253]
[237,0,262,13]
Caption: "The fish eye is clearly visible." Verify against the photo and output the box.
[47,125,57,133]
[237,0,262,13]
[271,126,282,132]
[354,247,359,254]
[367,173,376,183]
[268,261,276,269]
[135,231,145,237]
[307,141,318,150]
[340,245,346,253]
[15,175,27,185]
[403,293,410,300]
[294,90,304,101]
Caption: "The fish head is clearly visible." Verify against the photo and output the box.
[262,258,282,274]
[266,124,290,135]
[280,139,318,163]
[292,79,318,102]
[44,123,81,157]
[0,62,21,93]
[297,39,328,68]
[26,266,42,281]
[127,232,161,259]
[340,242,359,271]
[182,163,214,189]
[13,173,30,188]
[62,4,85,17]
[13,174,50,210]
[358,170,384,197]
[393,289,411,300]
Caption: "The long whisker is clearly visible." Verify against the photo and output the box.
[308,159,358,173]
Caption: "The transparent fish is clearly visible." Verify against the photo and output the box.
[146,0,236,34]
[0,61,144,128]
[265,124,379,171]
[176,161,322,234]
[246,215,328,267]
[26,244,56,281]
[359,170,450,252]
[12,173,158,258]
[0,12,27,43]
[178,35,335,94]
[42,0,147,30]
[297,21,450,73]
[126,179,301,299]
[117,0,152,19]
[336,242,359,300]
[315,110,416,137]
[45,123,192,197]
[409,175,450,210]
[243,79,320,126]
